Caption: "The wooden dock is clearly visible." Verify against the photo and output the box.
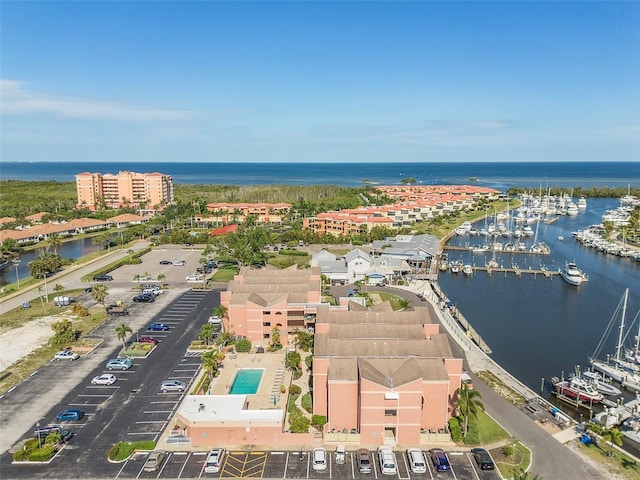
[467,265,558,278]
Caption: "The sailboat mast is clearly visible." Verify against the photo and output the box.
[615,288,630,362]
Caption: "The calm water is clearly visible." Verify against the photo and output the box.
[2,161,639,189]
[438,198,640,393]
[0,237,100,287]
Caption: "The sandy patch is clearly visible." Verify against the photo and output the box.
[0,315,63,371]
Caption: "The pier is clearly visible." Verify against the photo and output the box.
[449,264,559,278]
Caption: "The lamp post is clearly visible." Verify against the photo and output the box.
[11,258,21,288]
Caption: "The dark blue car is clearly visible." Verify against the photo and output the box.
[428,448,450,472]
[56,409,84,421]
[148,323,169,331]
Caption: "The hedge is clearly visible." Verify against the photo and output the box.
[108,440,156,461]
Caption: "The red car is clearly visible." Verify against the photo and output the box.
[138,336,159,345]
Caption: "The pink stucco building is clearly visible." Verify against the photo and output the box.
[219,265,323,348]
[313,302,463,446]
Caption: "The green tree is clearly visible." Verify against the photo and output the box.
[45,233,63,254]
[198,323,215,346]
[53,283,65,297]
[285,351,301,373]
[602,428,624,458]
[44,431,62,446]
[292,328,314,352]
[215,331,234,347]
[455,385,484,437]
[201,349,221,386]
[157,273,166,285]
[269,325,282,351]
[92,283,108,305]
[72,303,89,317]
[213,305,228,318]
[115,323,132,351]
[51,319,77,346]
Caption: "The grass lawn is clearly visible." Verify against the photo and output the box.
[475,409,512,445]
[211,265,238,282]
[492,441,531,479]
[576,440,640,480]
[268,252,310,269]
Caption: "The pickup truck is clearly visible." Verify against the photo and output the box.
[106,304,129,316]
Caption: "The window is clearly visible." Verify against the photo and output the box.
[384,410,397,417]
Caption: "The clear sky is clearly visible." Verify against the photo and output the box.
[1,1,639,163]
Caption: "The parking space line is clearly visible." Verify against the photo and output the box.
[143,410,174,414]
[127,431,159,435]
[78,394,112,397]
[135,420,167,424]
[69,402,102,406]
[150,401,177,404]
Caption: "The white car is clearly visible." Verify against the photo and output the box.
[91,374,117,385]
[54,349,80,361]
[312,448,327,471]
[204,448,225,473]
[173,260,186,266]
[208,315,222,324]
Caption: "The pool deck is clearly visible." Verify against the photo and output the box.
[209,350,291,411]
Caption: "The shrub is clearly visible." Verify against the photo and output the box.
[289,410,311,433]
[301,393,313,413]
[289,384,302,395]
[448,417,462,443]
[502,444,515,457]
[305,355,313,370]
[235,338,251,352]
[463,421,480,445]
[28,445,57,461]
[108,440,156,461]
[12,449,29,461]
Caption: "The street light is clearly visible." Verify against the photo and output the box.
[11,258,21,288]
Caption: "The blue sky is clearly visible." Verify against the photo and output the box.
[1,1,639,163]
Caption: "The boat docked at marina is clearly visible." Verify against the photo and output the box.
[580,370,622,396]
[462,264,473,276]
[552,376,604,403]
[560,261,588,286]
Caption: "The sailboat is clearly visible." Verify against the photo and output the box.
[589,289,640,390]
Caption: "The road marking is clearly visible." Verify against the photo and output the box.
[69,402,101,406]
[150,401,177,404]
[143,410,174,414]
[30,370,39,376]
[78,394,112,397]
[135,420,167,424]
[126,431,159,435]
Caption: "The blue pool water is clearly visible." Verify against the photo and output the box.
[229,369,263,395]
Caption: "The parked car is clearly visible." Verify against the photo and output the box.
[84,286,92,293]
[143,451,166,472]
[161,379,187,392]
[428,448,451,472]
[208,315,222,324]
[159,260,172,265]
[142,288,162,296]
[172,260,186,266]
[312,448,327,471]
[377,446,397,475]
[204,447,226,473]
[35,426,72,443]
[56,409,84,421]
[106,357,133,371]
[93,274,113,281]
[406,448,427,474]
[138,336,159,345]
[148,323,169,331]
[133,294,155,303]
[356,448,371,474]
[54,349,80,361]
[91,374,117,385]
[471,448,495,470]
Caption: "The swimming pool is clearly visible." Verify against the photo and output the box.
[229,369,264,395]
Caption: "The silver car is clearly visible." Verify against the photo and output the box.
[161,379,187,393]
[91,374,117,385]
[143,451,166,472]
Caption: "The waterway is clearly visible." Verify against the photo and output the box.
[438,197,640,397]
[0,237,101,287]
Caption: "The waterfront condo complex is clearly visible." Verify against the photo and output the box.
[75,170,174,211]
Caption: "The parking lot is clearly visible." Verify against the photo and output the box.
[110,447,501,479]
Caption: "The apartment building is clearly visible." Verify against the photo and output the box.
[313,303,463,446]
[75,170,174,211]
[198,202,292,225]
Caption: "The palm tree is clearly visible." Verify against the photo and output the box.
[198,323,215,346]
[53,283,65,298]
[213,305,228,318]
[201,349,221,388]
[455,385,484,436]
[45,233,62,254]
[115,323,133,351]
[285,351,301,373]
[602,427,624,457]
[157,273,166,285]
[512,470,543,480]
[92,283,108,305]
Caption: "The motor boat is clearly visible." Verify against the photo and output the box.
[553,376,604,403]
[560,262,587,286]
[579,371,622,396]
